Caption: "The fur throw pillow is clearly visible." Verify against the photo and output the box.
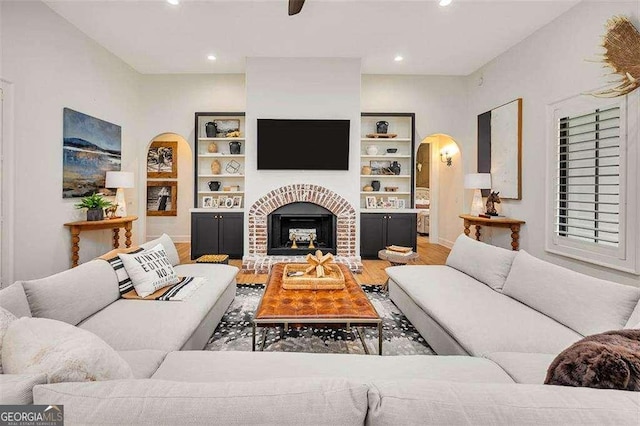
[2,317,133,383]
[0,307,18,374]
[545,329,640,391]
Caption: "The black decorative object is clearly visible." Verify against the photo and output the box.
[389,161,401,175]
[376,121,389,134]
[86,208,104,222]
[229,141,242,155]
[485,191,501,216]
[205,122,217,138]
[208,181,221,191]
[371,180,381,192]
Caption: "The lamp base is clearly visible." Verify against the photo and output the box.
[469,189,484,216]
[115,188,127,217]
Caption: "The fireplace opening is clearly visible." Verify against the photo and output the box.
[267,202,337,255]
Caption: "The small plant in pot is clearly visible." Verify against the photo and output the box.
[75,193,112,221]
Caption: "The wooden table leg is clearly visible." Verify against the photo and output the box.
[124,222,133,248]
[70,226,80,268]
[510,224,520,251]
[475,225,482,241]
[112,228,120,249]
[463,220,471,237]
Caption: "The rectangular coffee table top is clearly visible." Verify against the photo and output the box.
[254,263,381,323]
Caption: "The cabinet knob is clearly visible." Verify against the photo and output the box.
[214,215,218,219]
[389,215,392,219]
[220,215,223,219]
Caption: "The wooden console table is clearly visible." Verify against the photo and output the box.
[459,215,525,251]
[64,216,138,267]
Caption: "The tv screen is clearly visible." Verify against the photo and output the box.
[257,119,350,170]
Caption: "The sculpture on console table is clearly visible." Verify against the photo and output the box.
[485,192,501,216]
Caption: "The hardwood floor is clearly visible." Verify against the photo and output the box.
[176,236,449,285]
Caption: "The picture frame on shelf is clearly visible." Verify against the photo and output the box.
[202,196,213,208]
[217,195,229,207]
[224,197,234,209]
[213,119,241,137]
[147,141,178,179]
[388,197,398,209]
[382,199,392,209]
[397,199,406,209]
[365,196,377,209]
[147,181,177,216]
[232,195,243,208]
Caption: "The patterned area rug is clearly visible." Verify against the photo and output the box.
[206,284,435,356]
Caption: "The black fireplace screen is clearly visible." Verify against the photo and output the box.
[267,202,337,255]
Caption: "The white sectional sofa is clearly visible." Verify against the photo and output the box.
[1,234,639,425]
[388,234,640,383]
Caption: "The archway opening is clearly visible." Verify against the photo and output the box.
[143,132,192,243]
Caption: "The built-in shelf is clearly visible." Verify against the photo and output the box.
[197,191,244,195]
[198,137,246,141]
[360,191,411,195]
[361,137,411,142]
[198,174,245,178]
[361,155,411,159]
[190,208,245,213]
[198,154,245,158]
[360,175,411,178]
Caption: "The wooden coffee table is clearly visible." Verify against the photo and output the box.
[252,263,383,355]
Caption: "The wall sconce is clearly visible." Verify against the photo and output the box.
[440,144,458,167]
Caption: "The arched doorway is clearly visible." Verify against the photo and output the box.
[142,133,193,243]
[418,134,463,247]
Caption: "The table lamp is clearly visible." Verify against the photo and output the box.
[105,171,134,217]
[464,173,491,216]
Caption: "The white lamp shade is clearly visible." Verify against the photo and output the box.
[105,171,134,189]
[464,173,491,190]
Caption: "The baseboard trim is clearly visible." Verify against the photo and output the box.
[438,237,455,249]
[147,234,191,243]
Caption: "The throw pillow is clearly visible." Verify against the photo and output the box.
[0,307,18,374]
[2,317,134,383]
[119,244,179,298]
[545,329,640,391]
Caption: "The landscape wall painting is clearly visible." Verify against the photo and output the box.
[63,108,121,198]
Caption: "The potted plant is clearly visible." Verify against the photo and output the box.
[75,193,112,221]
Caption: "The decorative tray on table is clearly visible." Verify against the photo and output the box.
[282,264,346,290]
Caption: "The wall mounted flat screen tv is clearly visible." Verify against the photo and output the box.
[257,119,350,170]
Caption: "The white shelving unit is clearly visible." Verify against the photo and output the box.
[360,113,415,209]
[194,113,246,210]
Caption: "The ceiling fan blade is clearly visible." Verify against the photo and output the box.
[288,0,305,16]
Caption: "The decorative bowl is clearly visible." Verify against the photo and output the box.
[386,148,398,154]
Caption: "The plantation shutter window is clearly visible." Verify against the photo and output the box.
[546,93,639,274]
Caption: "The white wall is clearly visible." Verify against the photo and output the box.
[361,75,469,246]
[137,74,245,242]
[465,1,640,286]
[1,0,141,281]
[245,58,362,254]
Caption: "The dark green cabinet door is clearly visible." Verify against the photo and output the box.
[360,214,387,259]
[191,214,219,259]
[386,214,417,250]
[218,213,244,259]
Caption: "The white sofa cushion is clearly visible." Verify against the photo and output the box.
[367,379,640,426]
[0,307,17,373]
[485,352,557,384]
[2,317,133,383]
[502,251,640,336]
[33,378,369,426]
[140,233,180,267]
[625,300,640,329]
[0,374,47,404]
[117,350,167,379]
[0,283,32,318]
[119,244,179,298]
[445,234,517,291]
[387,265,582,356]
[78,264,237,351]
[151,351,514,384]
[21,259,120,325]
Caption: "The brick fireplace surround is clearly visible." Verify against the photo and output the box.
[242,184,363,273]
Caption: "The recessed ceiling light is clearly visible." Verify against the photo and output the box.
[439,0,452,6]
[207,55,217,61]
[167,0,180,5]
[394,55,404,62]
